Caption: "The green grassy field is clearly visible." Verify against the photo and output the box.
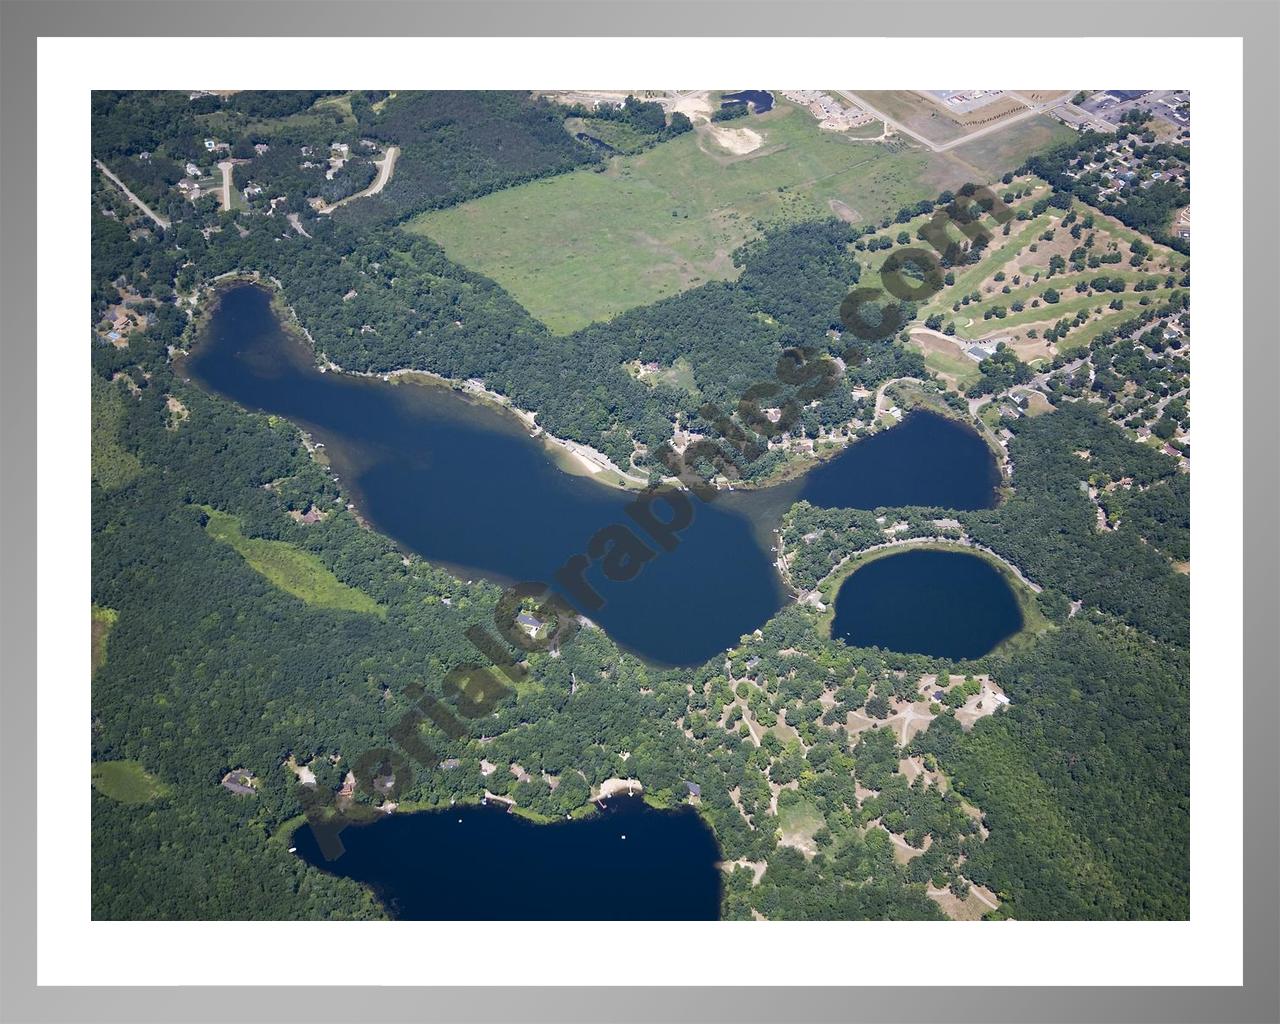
[945,114,1075,181]
[91,375,143,492]
[92,760,169,804]
[775,789,825,847]
[91,605,118,676]
[921,347,982,389]
[203,508,384,616]
[407,99,972,333]
[626,355,701,398]
[956,289,1178,342]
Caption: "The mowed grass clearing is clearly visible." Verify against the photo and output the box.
[92,760,169,803]
[202,507,384,616]
[92,605,118,676]
[407,99,974,333]
[775,789,826,854]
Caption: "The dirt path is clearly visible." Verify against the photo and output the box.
[317,145,400,214]
[94,159,170,229]
[873,377,920,417]
[892,702,935,746]
[217,160,234,211]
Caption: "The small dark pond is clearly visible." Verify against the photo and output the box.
[721,90,774,112]
[830,548,1023,659]
[794,411,999,511]
[574,131,617,155]
[291,795,722,920]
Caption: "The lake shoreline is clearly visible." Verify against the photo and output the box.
[812,538,1051,657]
[181,276,1006,505]
[185,282,1011,667]
[288,793,724,921]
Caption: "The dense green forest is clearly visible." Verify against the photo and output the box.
[779,409,1190,918]
[913,618,1188,919]
[335,91,603,225]
[90,89,1190,922]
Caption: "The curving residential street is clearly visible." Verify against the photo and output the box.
[317,145,400,214]
[94,158,170,228]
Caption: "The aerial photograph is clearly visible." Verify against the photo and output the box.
[90,87,1191,922]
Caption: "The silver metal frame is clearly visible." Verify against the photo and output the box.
[1,2,1275,1020]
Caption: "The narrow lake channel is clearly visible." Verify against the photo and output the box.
[188,283,1003,667]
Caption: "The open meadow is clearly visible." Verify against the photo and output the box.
[202,507,385,617]
[406,99,990,333]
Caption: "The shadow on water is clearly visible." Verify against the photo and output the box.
[291,796,723,920]
[187,284,999,666]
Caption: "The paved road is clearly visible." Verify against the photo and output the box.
[838,91,1071,154]
[318,145,400,214]
[94,158,170,229]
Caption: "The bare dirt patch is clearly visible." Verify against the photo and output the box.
[910,328,966,359]
[285,755,317,786]
[927,881,1000,920]
[899,756,948,792]
[164,395,189,430]
[1006,334,1056,362]
[705,123,763,155]
[670,91,714,122]
[953,679,1010,731]
[722,858,766,885]
[885,826,931,864]
[886,699,936,746]
[827,198,861,223]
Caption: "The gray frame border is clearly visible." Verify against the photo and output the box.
[1,2,1275,1022]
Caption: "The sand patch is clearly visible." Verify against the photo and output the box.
[593,777,642,800]
[909,328,966,359]
[927,881,1000,920]
[669,91,713,122]
[706,123,763,155]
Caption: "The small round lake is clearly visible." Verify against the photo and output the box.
[292,795,722,920]
[830,548,1023,659]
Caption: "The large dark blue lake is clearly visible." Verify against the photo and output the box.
[291,796,722,920]
[188,284,1000,666]
[831,548,1023,659]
